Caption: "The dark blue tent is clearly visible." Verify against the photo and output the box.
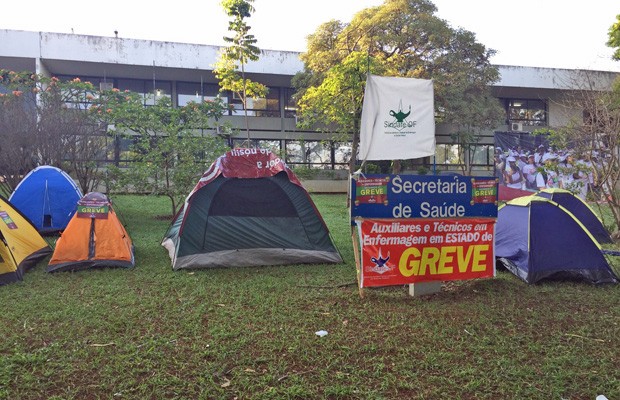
[9,166,83,234]
[495,196,618,284]
[535,188,612,244]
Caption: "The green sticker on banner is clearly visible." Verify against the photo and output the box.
[77,205,109,219]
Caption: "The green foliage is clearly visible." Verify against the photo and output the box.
[290,167,321,180]
[215,0,267,141]
[417,165,430,175]
[96,93,232,216]
[607,14,620,61]
[290,167,337,181]
[296,52,383,134]
[213,58,267,101]
[537,77,620,236]
[363,162,388,174]
[220,0,260,63]
[294,0,503,172]
[0,71,106,193]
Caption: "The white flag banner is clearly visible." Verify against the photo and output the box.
[359,74,435,161]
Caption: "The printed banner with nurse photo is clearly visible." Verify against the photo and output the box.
[357,218,496,287]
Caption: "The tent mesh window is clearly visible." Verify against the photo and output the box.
[209,178,297,217]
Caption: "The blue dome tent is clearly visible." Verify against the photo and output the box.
[495,196,618,285]
[9,166,83,234]
[535,188,612,244]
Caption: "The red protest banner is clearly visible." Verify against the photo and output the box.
[357,218,495,287]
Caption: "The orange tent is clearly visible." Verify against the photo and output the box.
[47,192,134,272]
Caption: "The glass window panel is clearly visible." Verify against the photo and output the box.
[117,79,145,93]
[107,136,119,163]
[334,142,353,167]
[177,82,221,106]
[528,99,544,109]
[231,139,281,154]
[283,87,297,118]
[246,97,263,110]
[55,75,100,108]
[435,144,461,165]
[471,145,492,165]
[256,140,281,154]
[506,98,547,126]
[225,86,280,117]
[145,81,172,105]
[177,82,201,106]
[117,136,138,166]
[117,79,147,105]
[285,140,304,164]
[284,140,331,167]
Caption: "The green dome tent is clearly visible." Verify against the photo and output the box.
[162,149,343,270]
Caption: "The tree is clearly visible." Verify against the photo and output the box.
[95,91,232,216]
[540,73,620,237]
[607,14,620,61]
[536,17,620,237]
[0,70,106,194]
[294,51,385,171]
[293,0,504,174]
[214,0,268,143]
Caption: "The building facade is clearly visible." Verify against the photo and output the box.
[1,29,618,176]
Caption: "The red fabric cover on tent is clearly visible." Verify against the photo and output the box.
[189,149,301,199]
[499,185,534,201]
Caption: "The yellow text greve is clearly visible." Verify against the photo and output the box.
[398,245,489,277]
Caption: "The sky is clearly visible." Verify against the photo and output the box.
[3,0,619,72]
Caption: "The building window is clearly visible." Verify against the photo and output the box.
[432,144,493,168]
[231,139,281,154]
[505,98,547,126]
[285,140,334,168]
[116,79,171,106]
[144,81,172,106]
[226,86,280,117]
[177,82,221,106]
[117,79,143,98]
[57,75,103,109]
[435,144,462,166]
[116,136,139,167]
[333,142,353,169]
[283,88,297,118]
[470,144,493,166]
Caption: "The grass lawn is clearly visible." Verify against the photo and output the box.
[1,194,619,400]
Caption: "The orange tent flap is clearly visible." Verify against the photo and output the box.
[92,211,133,261]
[49,216,92,263]
[49,204,133,265]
